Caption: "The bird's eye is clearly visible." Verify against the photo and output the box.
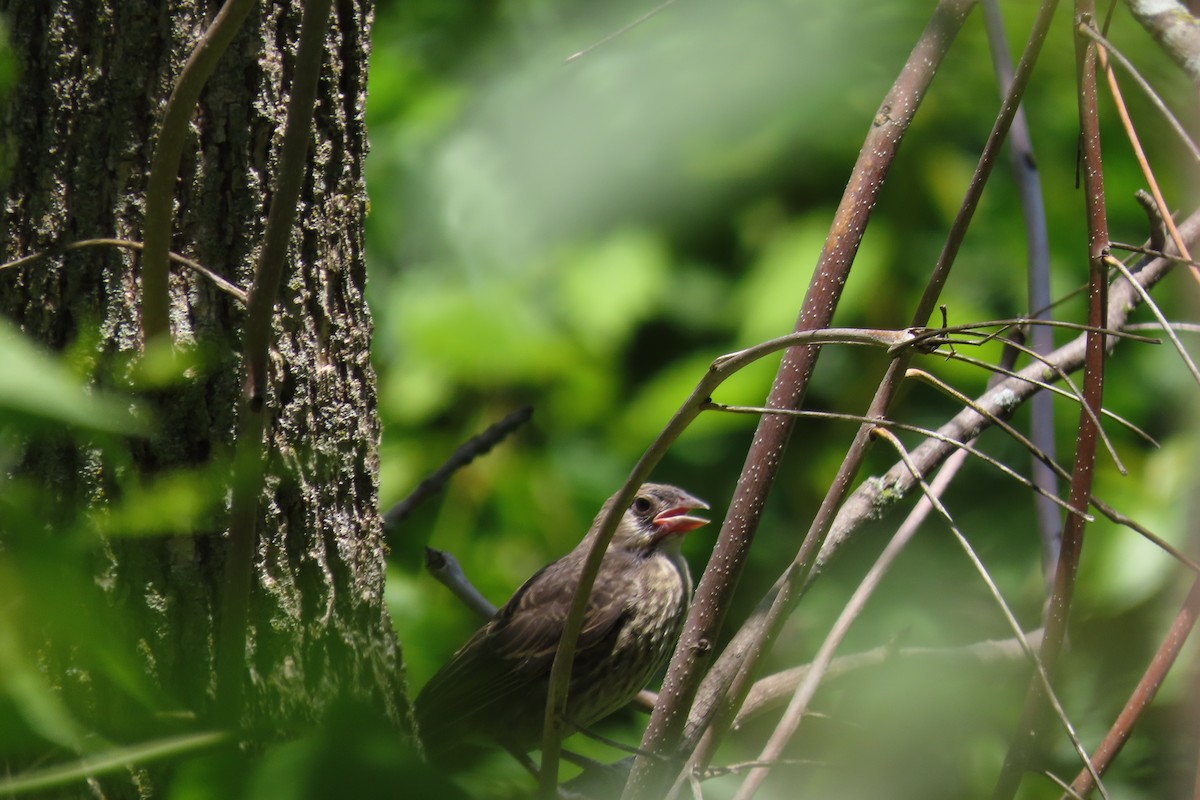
[631,497,653,516]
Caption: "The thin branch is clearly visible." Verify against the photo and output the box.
[1109,241,1200,269]
[383,406,534,529]
[564,0,679,64]
[946,328,1128,474]
[140,0,256,342]
[423,547,497,620]
[875,430,1109,800]
[904,368,1073,483]
[941,350,1159,448]
[241,1,332,407]
[705,402,1088,522]
[623,5,983,796]
[1065,574,1200,797]
[0,238,247,304]
[991,8,1112,794]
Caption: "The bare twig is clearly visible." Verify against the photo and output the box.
[1065,575,1200,797]
[384,406,534,529]
[940,350,1159,448]
[424,547,497,620]
[990,8,1112,794]
[704,403,1088,522]
[564,0,679,64]
[0,238,248,304]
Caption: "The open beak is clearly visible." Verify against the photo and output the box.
[653,496,711,536]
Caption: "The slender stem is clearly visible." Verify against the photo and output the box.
[241,0,333,405]
[215,0,334,718]
[1065,575,1200,798]
[140,0,256,343]
[991,4,1110,794]
[982,0,1062,581]
[668,1,1059,790]
[0,238,247,303]
[621,4,981,797]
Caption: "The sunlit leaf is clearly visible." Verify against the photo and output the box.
[0,320,147,435]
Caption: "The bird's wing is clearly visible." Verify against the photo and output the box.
[488,554,632,663]
[415,554,633,752]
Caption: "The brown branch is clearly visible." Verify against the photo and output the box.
[991,5,1111,794]
[621,4,982,796]
[671,0,1060,789]
[1065,575,1200,797]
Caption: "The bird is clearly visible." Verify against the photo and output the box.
[414,483,710,769]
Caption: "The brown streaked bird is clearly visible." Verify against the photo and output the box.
[414,483,710,768]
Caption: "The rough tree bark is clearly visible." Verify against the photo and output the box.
[0,0,408,791]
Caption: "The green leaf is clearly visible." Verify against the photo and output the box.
[0,730,228,796]
[0,320,148,435]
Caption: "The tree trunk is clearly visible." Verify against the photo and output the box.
[0,0,408,791]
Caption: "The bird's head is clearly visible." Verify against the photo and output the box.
[605,483,710,556]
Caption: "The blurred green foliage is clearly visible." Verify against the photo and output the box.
[0,0,1196,797]
[369,1,1200,797]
